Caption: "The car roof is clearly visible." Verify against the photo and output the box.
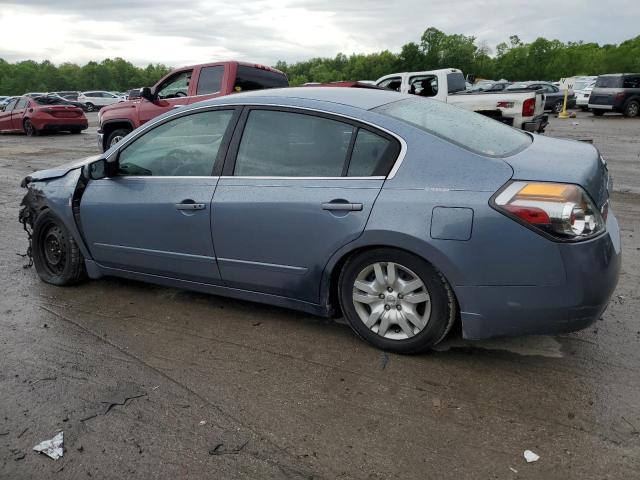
[202,87,403,111]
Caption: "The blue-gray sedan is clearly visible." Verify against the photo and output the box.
[19,88,621,353]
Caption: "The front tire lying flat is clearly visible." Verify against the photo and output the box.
[338,248,456,354]
[32,211,86,286]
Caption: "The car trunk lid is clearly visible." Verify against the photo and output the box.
[502,135,609,207]
[44,105,83,118]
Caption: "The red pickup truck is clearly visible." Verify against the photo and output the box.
[97,61,288,151]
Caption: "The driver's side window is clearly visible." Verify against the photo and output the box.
[117,109,234,177]
[156,70,193,99]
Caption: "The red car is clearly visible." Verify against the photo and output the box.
[0,95,88,136]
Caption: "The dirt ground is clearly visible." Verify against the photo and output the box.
[1,111,639,479]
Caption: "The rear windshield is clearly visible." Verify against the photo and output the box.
[373,97,532,157]
[33,96,71,105]
[234,66,288,92]
[595,76,623,88]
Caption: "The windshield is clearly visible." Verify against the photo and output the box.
[573,80,592,91]
[595,76,622,88]
[33,96,71,105]
[372,97,532,157]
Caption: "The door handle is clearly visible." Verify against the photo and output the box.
[175,200,206,210]
[322,202,363,211]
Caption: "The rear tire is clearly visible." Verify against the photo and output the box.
[623,100,639,118]
[338,248,456,354]
[592,109,605,116]
[553,100,563,113]
[23,119,38,137]
[85,103,95,112]
[32,210,86,286]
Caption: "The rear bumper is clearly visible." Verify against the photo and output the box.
[457,212,621,340]
[32,117,88,131]
[522,114,549,133]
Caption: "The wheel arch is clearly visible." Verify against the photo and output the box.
[320,232,463,319]
[100,119,134,150]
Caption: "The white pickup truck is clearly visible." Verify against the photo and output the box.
[375,68,549,133]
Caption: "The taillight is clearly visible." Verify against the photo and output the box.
[522,98,535,117]
[493,181,605,241]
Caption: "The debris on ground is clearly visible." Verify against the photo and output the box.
[524,449,540,463]
[509,466,518,473]
[199,420,207,426]
[33,431,64,460]
[208,441,249,456]
[381,352,389,370]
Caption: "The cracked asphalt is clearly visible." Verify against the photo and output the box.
[1,111,639,479]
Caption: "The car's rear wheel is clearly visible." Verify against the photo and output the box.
[107,128,131,148]
[592,109,605,116]
[85,103,95,112]
[23,119,38,137]
[32,211,86,286]
[624,100,639,118]
[338,248,456,354]
[553,100,563,113]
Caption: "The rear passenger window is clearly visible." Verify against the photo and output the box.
[623,76,640,88]
[15,98,28,109]
[197,66,224,95]
[347,129,392,177]
[234,110,352,177]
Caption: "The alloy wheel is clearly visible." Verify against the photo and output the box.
[352,262,431,340]
[627,102,639,117]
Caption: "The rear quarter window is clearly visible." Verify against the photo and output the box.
[623,76,640,88]
[373,97,531,158]
[595,76,623,88]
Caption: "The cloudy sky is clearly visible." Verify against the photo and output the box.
[0,0,638,67]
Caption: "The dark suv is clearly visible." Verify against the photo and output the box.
[589,74,640,117]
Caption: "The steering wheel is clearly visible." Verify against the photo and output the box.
[155,149,204,176]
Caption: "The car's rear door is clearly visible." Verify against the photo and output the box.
[80,107,240,284]
[211,107,401,303]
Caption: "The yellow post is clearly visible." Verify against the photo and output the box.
[558,84,570,119]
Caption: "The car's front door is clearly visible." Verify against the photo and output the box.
[11,97,29,130]
[211,107,401,303]
[138,69,194,126]
[80,107,239,284]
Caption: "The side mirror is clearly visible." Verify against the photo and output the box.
[82,159,108,181]
[140,87,155,101]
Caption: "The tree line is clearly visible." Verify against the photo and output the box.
[276,28,640,85]
[1,27,639,94]
[0,58,170,95]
